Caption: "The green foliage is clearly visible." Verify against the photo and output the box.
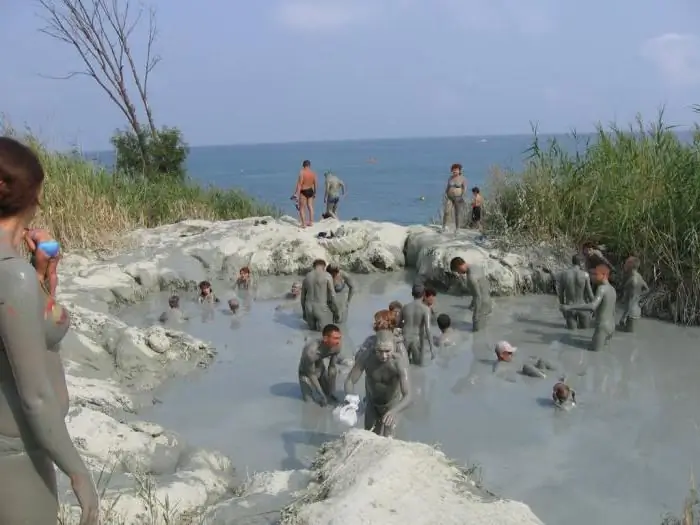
[1,123,277,251]
[111,126,189,182]
[486,113,700,323]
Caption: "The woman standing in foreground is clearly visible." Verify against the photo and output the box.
[0,137,98,524]
[442,163,466,232]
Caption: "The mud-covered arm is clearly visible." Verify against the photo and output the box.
[327,354,338,396]
[344,351,366,395]
[584,275,594,302]
[421,307,435,357]
[556,273,565,305]
[343,271,355,304]
[300,342,325,400]
[326,276,339,317]
[300,279,308,316]
[564,285,603,312]
[469,274,482,312]
[390,359,413,413]
[0,260,89,479]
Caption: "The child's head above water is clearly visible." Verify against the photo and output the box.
[495,340,517,362]
[228,298,240,313]
[436,313,451,333]
[168,295,180,309]
[238,267,251,281]
[198,280,212,296]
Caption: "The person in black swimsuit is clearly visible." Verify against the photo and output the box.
[293,160,318,227]
[470,187,483,228]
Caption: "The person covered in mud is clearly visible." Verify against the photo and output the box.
[400,284,435,365]
[560,262,617,352]
[301,259,340,330]
[470,186,484,229]
[227,298,240,314]
[557,253,594,330]
[0,137,98,524]
[323,170,346,219]
[197,280,220,304]
[450,256,492,332]
[357,309,407,360]
[298,324,343,406]
[435,313,457,346]
[345,329,412,437]
[326,263,354,323]
[619,256,648,333]
[492,341,548,381]
[552,380,576,408]
[422,287,438,321]
[235,266,253,291]
[275,282,302,311]
[159,295,189,324]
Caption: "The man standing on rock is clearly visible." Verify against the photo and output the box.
[299,324,343,406]
[400,284,435,365]
[344,330,412,437]
[450,256,492,332]
[292,160,317,227]
[301,259,340,331]
[557,254,594,330]
[323,170,346,219]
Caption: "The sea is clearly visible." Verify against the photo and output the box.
[89,131,689,225]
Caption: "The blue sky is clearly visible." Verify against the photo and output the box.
[2,0,700,150]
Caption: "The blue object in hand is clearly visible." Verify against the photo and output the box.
[37,240,60,258]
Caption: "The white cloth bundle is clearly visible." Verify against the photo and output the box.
[332,394,361,427]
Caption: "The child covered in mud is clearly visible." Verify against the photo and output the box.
[235,266,252,291]
[552,380,576,409]
[159,295,189,324]
[435,313,456,346]
[197,280,220,304]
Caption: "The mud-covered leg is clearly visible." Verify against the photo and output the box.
[578,312,592,329]
[298,374,315,403]
[590,327,613,352]
[623,317,636,333]
[364,403,381,434]
[0,451,59,524]
[414,342,425,367]
[565,312,577,330]
[378,406,398,438]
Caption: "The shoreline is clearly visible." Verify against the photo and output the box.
[56,215,562,523]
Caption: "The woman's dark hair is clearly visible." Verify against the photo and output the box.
[326,263,340,275]
[0,137,45,217]
[471,186,480,194]
[450,163,462,172]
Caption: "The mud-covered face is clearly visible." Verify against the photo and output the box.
[239,270,250,282]
[496,350,514,362]
[423,295,435,307]
[323,330,342,350]
[455,263,467,275]
[590,265,608,284]
[200,286,211,296]
[375,343,393,363]
[290,284,301,297]
[623,258,637,272]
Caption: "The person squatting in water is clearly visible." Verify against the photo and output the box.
[298,324,343,406]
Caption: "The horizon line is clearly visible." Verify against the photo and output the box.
[85,126,694,154]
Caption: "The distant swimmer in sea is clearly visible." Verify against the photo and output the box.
[292,160,317,227]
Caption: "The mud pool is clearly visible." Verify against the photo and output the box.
[119,273,700,525]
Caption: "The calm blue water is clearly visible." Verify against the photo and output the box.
[90,131,692,225]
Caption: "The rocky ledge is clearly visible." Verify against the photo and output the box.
[53,215,552,523]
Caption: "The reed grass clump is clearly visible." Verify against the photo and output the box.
[2,127,277,251]
[485,115,700,324]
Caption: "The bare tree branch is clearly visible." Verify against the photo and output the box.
[36,0,162,166]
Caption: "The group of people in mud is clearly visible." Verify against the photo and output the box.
[290,159,484,231]
[295,241,650,437]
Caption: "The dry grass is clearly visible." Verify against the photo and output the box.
[483,115,700,323]
[2,124,277,252]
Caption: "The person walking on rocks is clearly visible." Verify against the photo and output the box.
[323,170,346,219]
[442,163,466,232]
[292,160,317,227]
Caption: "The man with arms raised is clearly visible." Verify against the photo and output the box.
[298,324,343,406]
[344,330,412,437]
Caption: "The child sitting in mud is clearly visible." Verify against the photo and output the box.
[235,267,252,290]
[552,380,576,408]
[159,295,188,324]
[435,313,455,346]
[198,280,220,304]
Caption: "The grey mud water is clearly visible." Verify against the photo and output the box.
[120,273,700,525]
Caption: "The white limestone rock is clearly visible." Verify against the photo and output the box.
[280,429,544,525]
